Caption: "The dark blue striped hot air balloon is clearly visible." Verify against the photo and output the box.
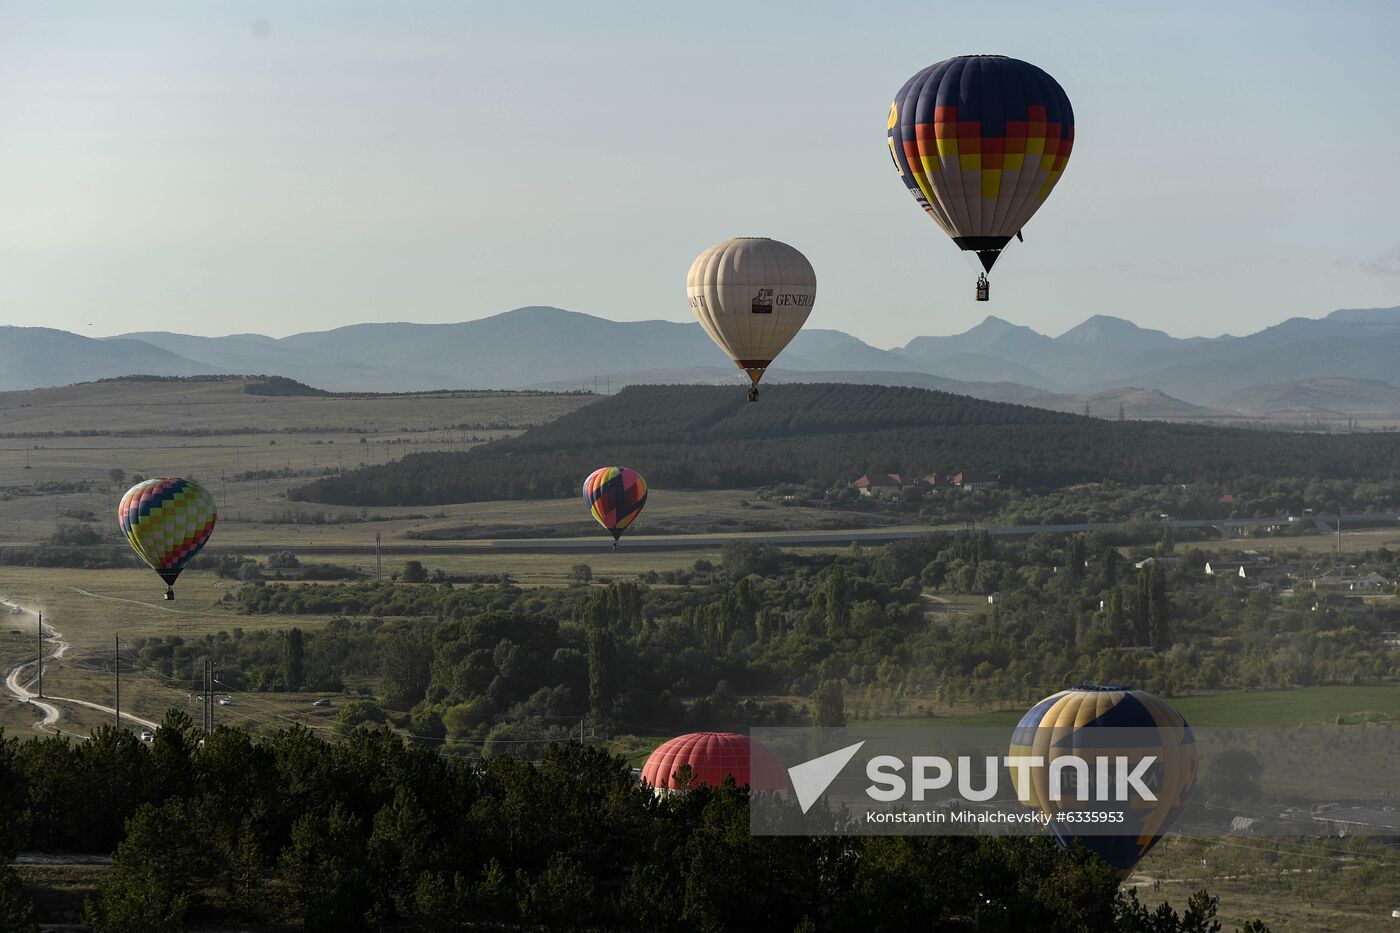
[887,54,1074,300]
[1008,685,1196,879]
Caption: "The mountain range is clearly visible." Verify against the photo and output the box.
[3,304,1400,423]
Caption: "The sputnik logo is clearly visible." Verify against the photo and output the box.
[788,742,865,814]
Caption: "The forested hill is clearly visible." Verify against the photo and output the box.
[291,383,1400,505]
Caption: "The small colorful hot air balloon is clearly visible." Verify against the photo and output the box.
[687,237,817,401]
[887,54,1074,301]
[583,467,647,548]
[118,477,217,600]
[1008,684,1196,879]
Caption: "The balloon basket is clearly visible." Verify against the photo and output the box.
[747,388,759,403]
[975,274,990,302]
[164,589,175,601]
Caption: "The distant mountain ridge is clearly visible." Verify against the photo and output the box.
[2,304,1400,421]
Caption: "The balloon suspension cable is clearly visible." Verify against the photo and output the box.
[975,273,990,303]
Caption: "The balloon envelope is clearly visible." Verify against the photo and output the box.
[887,55,1074,272]
[686,237,816,386]
[641,732,787,791]
[583,467,648,541]
[118,477,217,593]
[1008,684,1196,878]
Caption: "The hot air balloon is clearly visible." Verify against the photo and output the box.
[583,467,647,548]
[887,55,1074,301]
[1008,684,1196,879]
[687,237,816,401]
[118,477,217,600]
[641,732,787,792]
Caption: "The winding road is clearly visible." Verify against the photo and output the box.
[1,598,158,735]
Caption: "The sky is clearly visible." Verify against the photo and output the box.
[0,0,1397,348]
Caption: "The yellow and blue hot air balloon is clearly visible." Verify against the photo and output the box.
[118,477,217,600]
[1008,684,1196,879]
[887,55,1074,301]
[583,467,647,548]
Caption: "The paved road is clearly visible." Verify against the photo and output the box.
[212,512,1400,555]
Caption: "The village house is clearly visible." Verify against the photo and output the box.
[852,473,903,497]
[922,473,952,491]
[1310,569,1391,592]
[951,470,999,492]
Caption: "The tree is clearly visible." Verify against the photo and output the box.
[824,566,852,636]
[401,560,429,584]
[1146,566,1172,651]
[587,628,616,718]
[0,863,36,933]
[569,563,593,585]
[335,700,387,737]
[812,680,846,728]
[283,628,305,692]
[109,468,127,487]
[84,799,205,933]
[518,853,594,926]
[380,629,432,707]
[280,804,376,932]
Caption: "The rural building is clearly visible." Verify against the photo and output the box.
[987,592,1003,605]
[922,473,952,490]
[1135,557,1182,570]
[952,470,999,492]
[852,473,903,496]
[1310,569,1391,592]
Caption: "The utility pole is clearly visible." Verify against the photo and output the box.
[36,612,42,699]
[376,531,382,581]
[114,635,120,730]
[1337,512,1343,555]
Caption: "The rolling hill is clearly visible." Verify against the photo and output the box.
[0,326,220,391]
[290,383,1400,506]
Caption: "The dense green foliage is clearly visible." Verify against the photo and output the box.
[202,534,1400,752]
[292,384,1400,505]
[0,719,1258,932]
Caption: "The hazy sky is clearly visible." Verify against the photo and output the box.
[1,1,1397,348]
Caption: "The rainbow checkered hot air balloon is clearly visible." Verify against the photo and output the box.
[118,477,217,600]
[583,467,647,548]
[1008,685,1196,880]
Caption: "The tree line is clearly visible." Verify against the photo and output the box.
[0,718,1266,932]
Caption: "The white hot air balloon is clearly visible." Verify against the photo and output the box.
[686,237,816,402]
